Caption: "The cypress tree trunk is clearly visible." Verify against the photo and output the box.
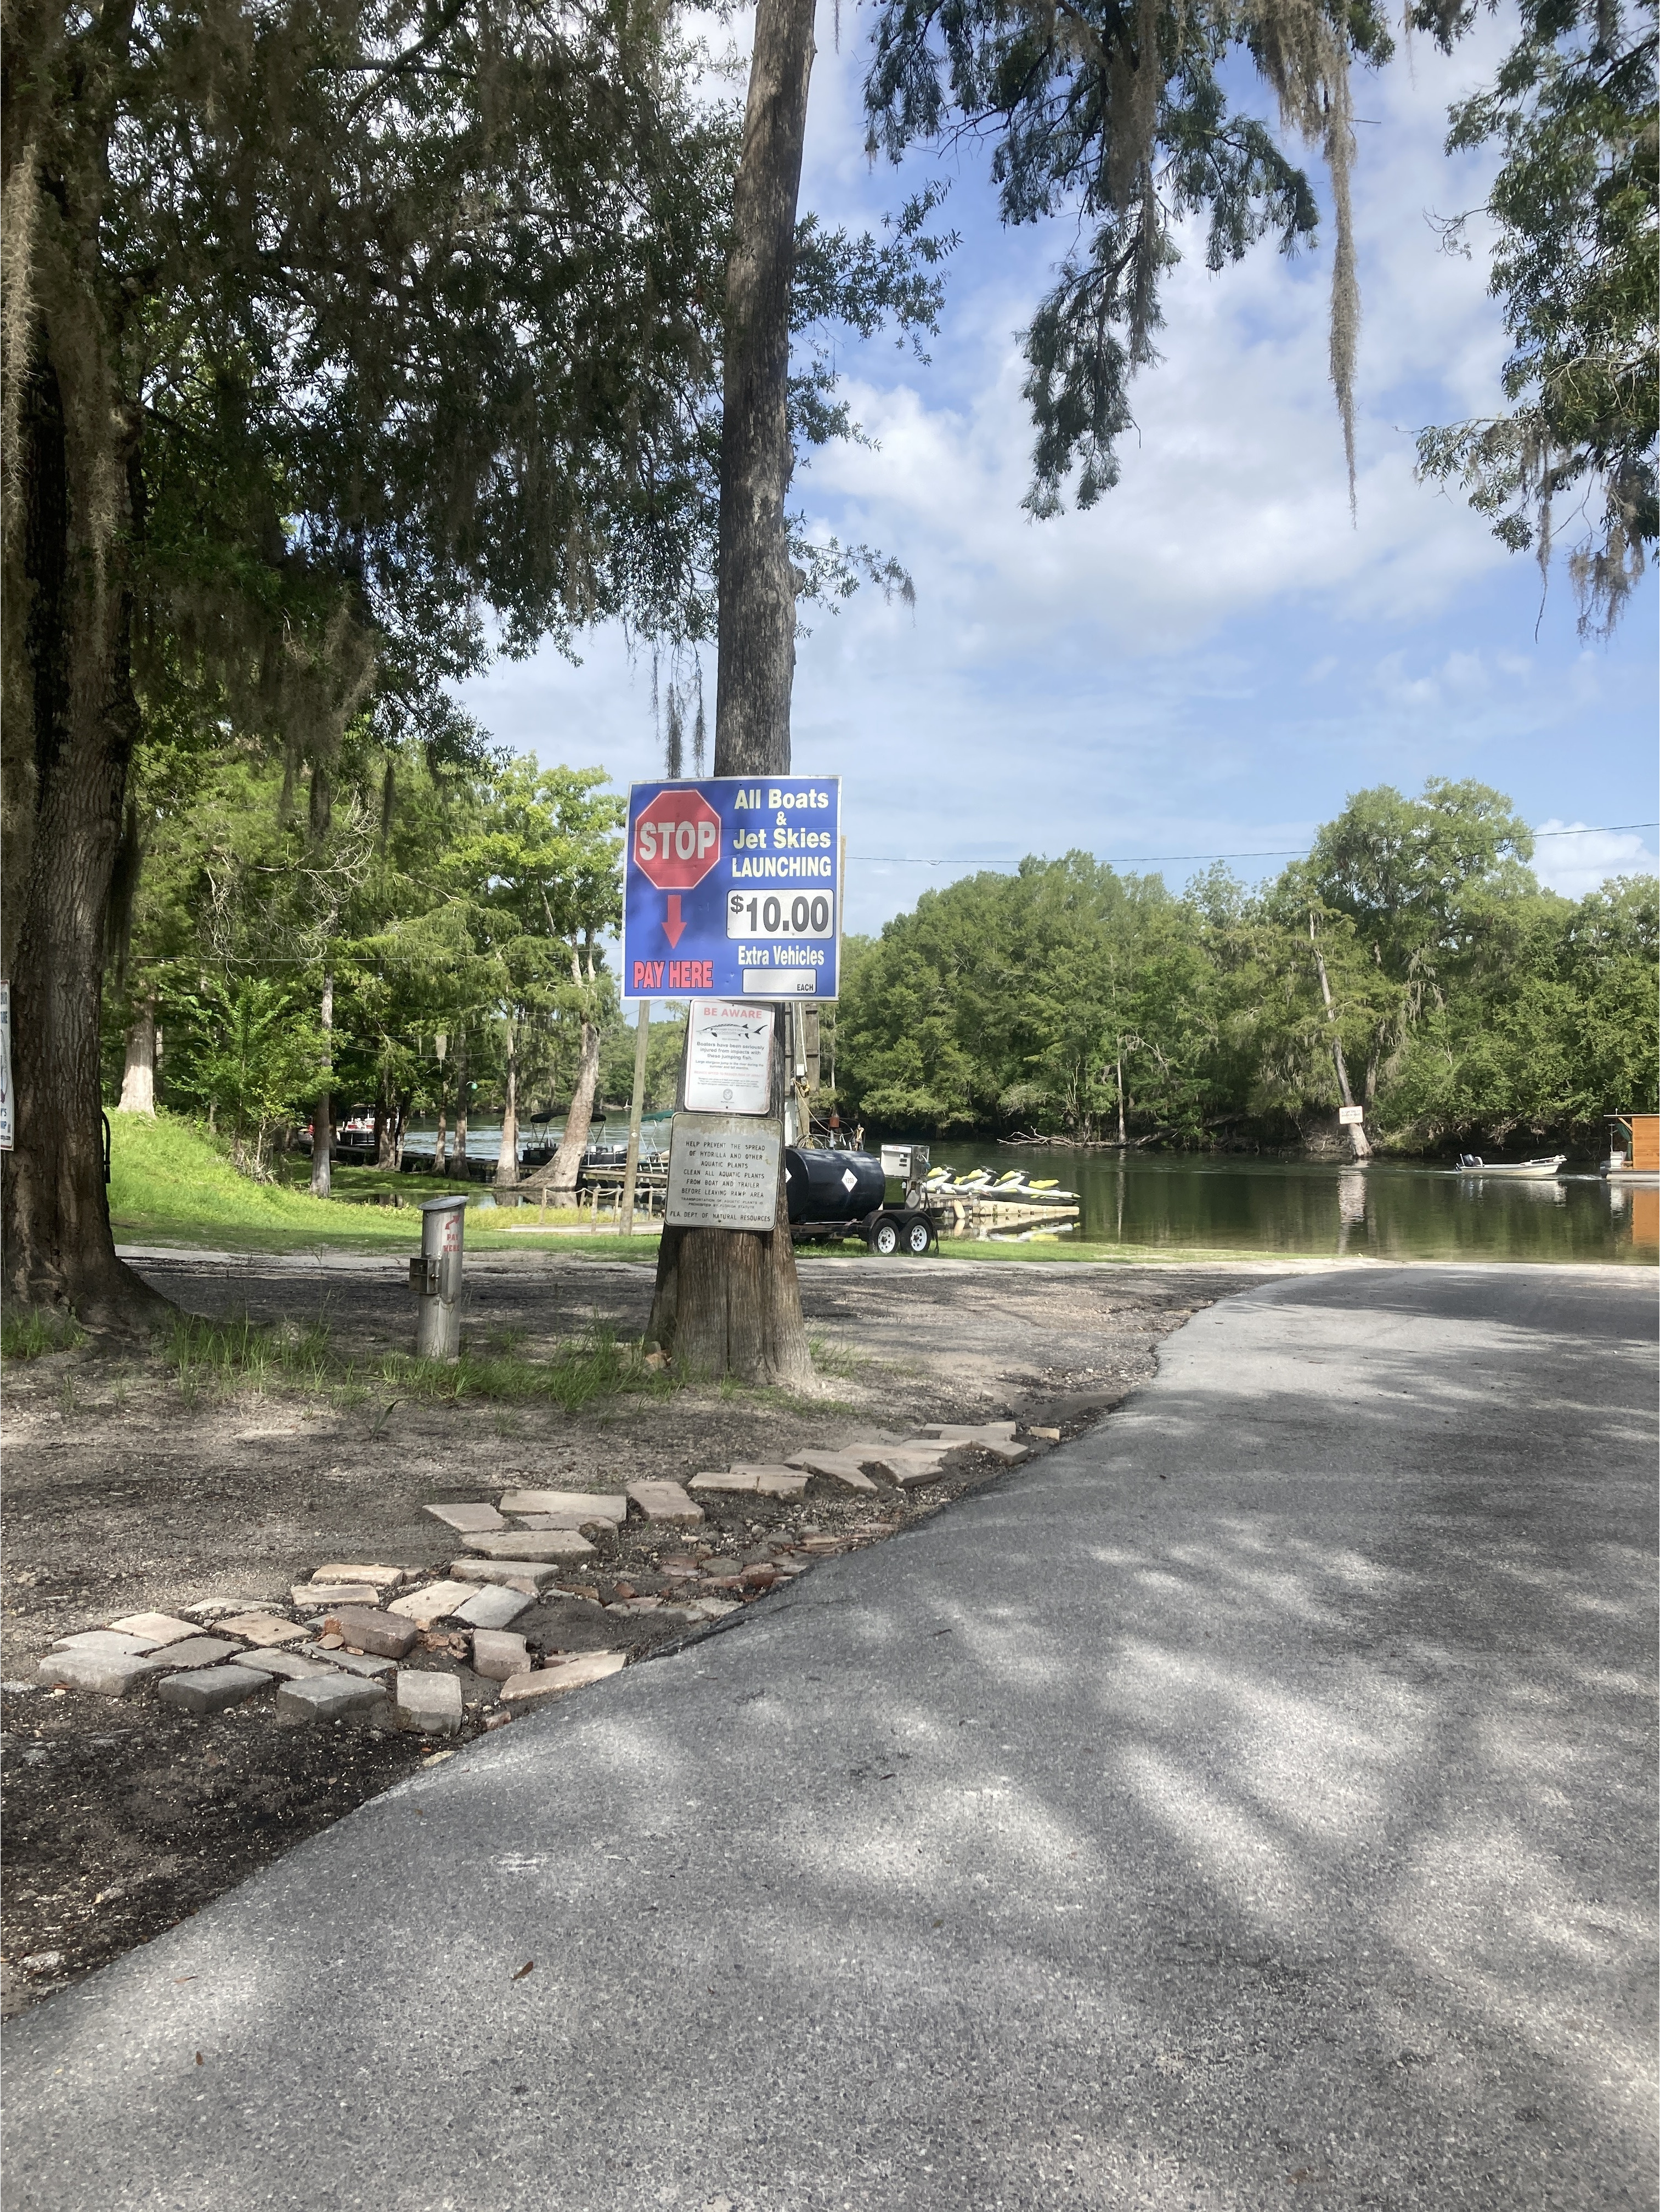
[454,1033,470,1169]
[497,1030,520,1188]
[549,1020,602,1192]
[1,331,168,1324]
[309,971,333,1197]
[1311,923,1373,1162]
[648,0,817,1386]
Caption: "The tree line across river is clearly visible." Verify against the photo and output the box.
[108,752,1657,1173]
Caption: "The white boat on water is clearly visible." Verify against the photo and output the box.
[1455,1154,1566,1178]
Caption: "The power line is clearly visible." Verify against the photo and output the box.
[852,821,1660,868]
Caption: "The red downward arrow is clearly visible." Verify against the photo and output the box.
[663,894,686,949]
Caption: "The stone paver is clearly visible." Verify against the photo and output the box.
[386,1580,476,1627]
[688,1470,758,1494]
[625,1481,704,1526]
[918,1420,1018,1442]
[470,1631,530,1682]
[157,1666,270,1716]
[106,1612,197,1646]
[754,1470,809,1499]
[853,1445,952,1486]
[217,1614,313,1647]
[499,1489,627,1525]
[422,1502,506,1533]
[274,1674,389,1726]
[396,1671,463,1735]
[786,1450,879,1493]
[50,1631,162,1657]
[451,1584,531,1630]
[464,1531,595,1560]
[236,1648,329,1681]
[326,1605,420,1658]
[308,1647,397,1681]
[292,1582,382,1610]
[311,1564,408,1589]
[148,1636,242,1671]
[449,1559,561,1591]
[37,1651,161,1697]
[499,1650,627,1705]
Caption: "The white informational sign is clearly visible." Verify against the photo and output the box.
[665,1112,781,1231]
[0,981,13,1150]
[684,1001,774,1115]
[1338,1104,1365,1126]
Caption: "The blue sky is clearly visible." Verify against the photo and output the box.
[460,2,1659,933]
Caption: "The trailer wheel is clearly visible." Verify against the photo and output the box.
[868,1215,901,1256]
[904,1216,933,1256]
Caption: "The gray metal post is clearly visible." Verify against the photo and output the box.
[619,1000,651,1237]
[410,1193,467,1359]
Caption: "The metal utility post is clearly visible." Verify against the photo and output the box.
[410,1193,467,1359]
[619,1001,651,1237]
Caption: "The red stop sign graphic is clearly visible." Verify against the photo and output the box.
[633,789,722,890]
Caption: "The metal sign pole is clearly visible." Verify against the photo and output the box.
[619,1000,651,1237]
[410,1193,467,1359]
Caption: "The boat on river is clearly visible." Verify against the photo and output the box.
[1455,1155,1566,1178]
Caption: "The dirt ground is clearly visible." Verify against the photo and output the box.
[1,1245,1289,2013]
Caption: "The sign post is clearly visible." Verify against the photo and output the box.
[619,1001,651,1237]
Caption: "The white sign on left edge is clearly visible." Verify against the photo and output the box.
[0,981,13,1149]
[684,1002,774,1115]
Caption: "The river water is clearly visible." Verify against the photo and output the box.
[398,1118,1654,1264]
[925,1146,1658,1266]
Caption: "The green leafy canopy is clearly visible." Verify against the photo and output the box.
[1413,0,1658,635]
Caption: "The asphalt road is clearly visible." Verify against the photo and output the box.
[5,1264,1655,2212]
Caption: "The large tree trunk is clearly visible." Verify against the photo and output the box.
[647,0,816,1385]
[309,970,334,1197]
[496,1031,520,1188]
[712,0,817,771]
[117,996,157,1115]
[549,1020,602,1192]
[0,323,168,1325]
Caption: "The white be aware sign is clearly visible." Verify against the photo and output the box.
[682,1001,774,1115]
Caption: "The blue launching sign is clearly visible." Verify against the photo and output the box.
[622,776,841,1002]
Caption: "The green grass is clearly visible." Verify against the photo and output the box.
[109,1111,645,1256]
[111,1112,430,1251]
[160,1309,682,1409]
[1,1309,91,1360]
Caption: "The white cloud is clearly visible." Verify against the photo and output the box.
[1531,821,1660,900]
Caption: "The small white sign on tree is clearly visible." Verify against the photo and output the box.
[665,1113,782,1231]
[683,1001,775,1115]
